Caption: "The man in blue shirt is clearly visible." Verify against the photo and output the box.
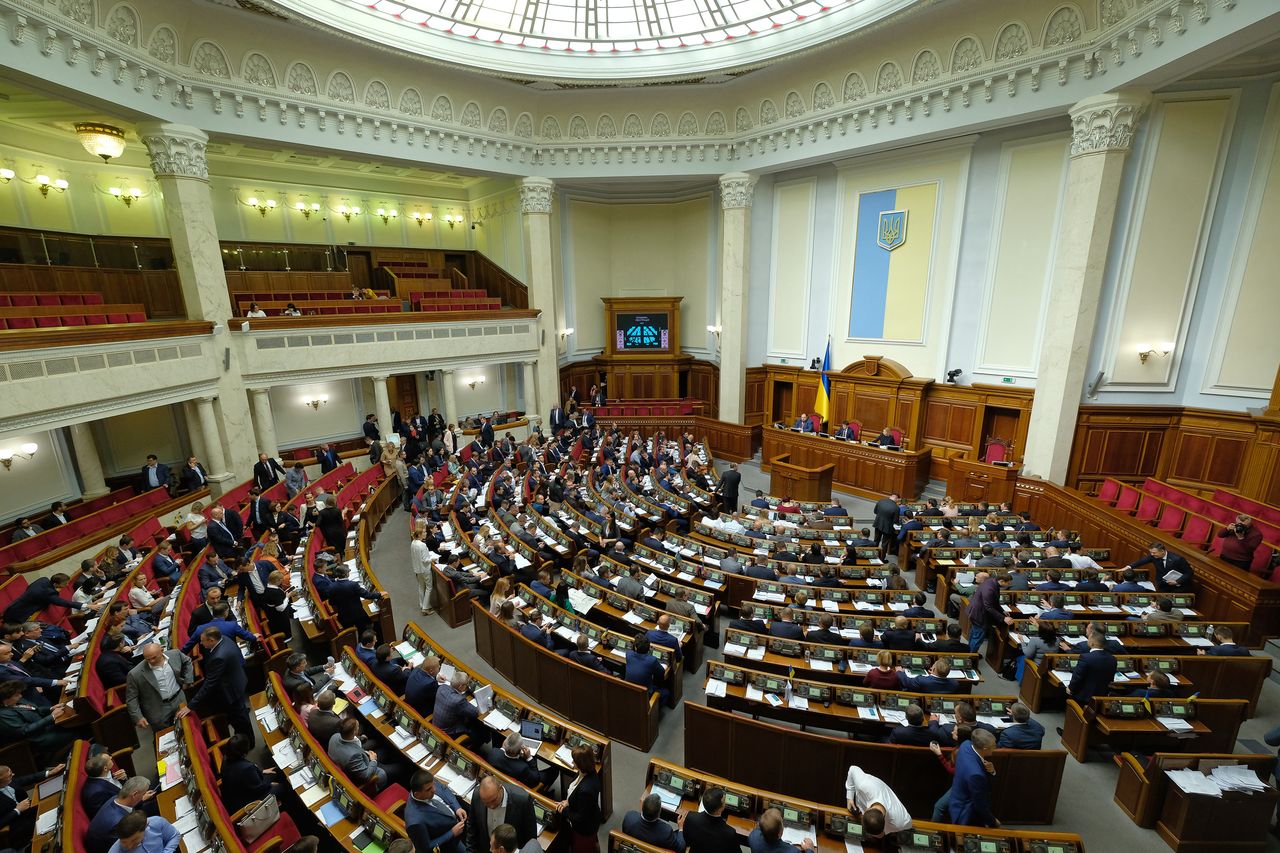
[180,603,259,654]
[108,811,180,853]
[624,636,669,707]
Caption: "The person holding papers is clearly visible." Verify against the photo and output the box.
[1125,542,1194,593]
[844,765,912,839]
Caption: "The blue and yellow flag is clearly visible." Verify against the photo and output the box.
[814,340,832,427]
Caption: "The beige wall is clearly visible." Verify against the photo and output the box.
[767,178,816,360]
[976,135,1069,377]
[1103,94,1235,388]
[269,379,362,449]
[0,430,79,521]
[565,196,714,356]
[470,184,526,277]
[94,405,185,476]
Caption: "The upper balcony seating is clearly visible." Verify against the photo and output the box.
[228,289,391,302]
[0,486,135,546]
[236,298,401,317]
[0,487,177,572]
[0,302,148,329]
[0,292,106,307]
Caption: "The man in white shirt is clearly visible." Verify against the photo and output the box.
[844,765,912,839]
[125,643,194,730]
[411,528,437,615]
[1064,544,1103,571]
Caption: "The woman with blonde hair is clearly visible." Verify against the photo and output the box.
[864,649,900,690]
[489,576,515,615]
[940,496,959,519]
[128,572,169,617]
[380,442,399,479]
[184,501,209,552]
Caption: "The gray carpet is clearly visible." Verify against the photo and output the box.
[366,459,1280,853]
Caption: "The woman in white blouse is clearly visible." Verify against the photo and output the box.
[128,573,168,617]
[184,501,208,551]
[245,302,267,318]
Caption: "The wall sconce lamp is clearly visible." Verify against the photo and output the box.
[560,327,575,340]
[376,207,399,225]
[35,175,68,197]
[0,168,13,184]
[336,203,362,222]
[706,324,722,337]
[1136,341,1174,364]
[246,196,276,216]
[443,213,464,229]
[464,375,486,390]
[302,394,329,410]
[109,186,143,207]
[411,211,433,227]
[0,442,38,471]
[294,201,321,219]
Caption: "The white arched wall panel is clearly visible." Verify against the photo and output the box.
[766,178,816,360]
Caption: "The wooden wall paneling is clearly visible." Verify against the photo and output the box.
[744,368,767,425]
[1067,407,1175,493]
[1242,419,1280,506]
[1162,410,1256,494]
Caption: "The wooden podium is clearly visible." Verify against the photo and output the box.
[768,453,834,502]
[947,458,1020,505]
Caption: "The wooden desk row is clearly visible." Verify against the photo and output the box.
[1020,653,1271,717]
[684,704,1067,825]
[1060,696,1248,763]
[398,621,614,818]
[471,600,664,751]
[704,659,1022,737]
[557,570,707,670]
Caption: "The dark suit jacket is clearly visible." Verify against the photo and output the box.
[3,577,78,624]
[466,781,536,852]
[872,498,899,538]
[318,449,340,474]
[253,459,285,490]
[179,464,208,492]
[95,651,134,690]
[996,719,1045,750]
[949,742,996,827]
[0,769,42,829]
[219,755,275,814]
[1068,649,1117,705]
[888,722,952,747]
[683,811,741,853]
[622,811,685,852]
[373,659,409,694]
[80,775,122,818]
[767,622,804,640]
[404,668,441,716]
[207,519,241,560]
[189,637,248,711]
[567,649,608,672]
[805,628,842,645]
[307,709,343,746]
[879,628,918,651]
[406,788,465,853]
[563,773,603,836]
[1205,643,1251,657]
[327,580,379,629]
[141,463,171,490]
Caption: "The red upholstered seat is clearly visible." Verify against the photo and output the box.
[10,295,35,306]
[1180,514,1213,548]
[1097,479,1121,504]
[83,293,104,304]
[36,294,59,306]
[106,313,128,324]
[35,317,61,328]
[0,296,9,307]
[982,441,1008,464]
[61,294,85,305]
[889,427,905,445]
[64,315,86,326]
[1115,485,1140,514]
[1156,503,1186,533]
[7,317,34,329]
[1135,494,1161,524]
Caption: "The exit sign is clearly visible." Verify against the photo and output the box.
[1001,377,1015,384]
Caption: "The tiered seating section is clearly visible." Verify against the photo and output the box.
[409,288,501,311]
[0,486,133,545]
[234,289,398,317]
[588,399,702,417]
[0,291,147,328]
[1096,477,1278,572]
[0,486,181,572]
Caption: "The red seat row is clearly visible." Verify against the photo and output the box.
[1,485,134,546]
[239,303,401,317]
[408,289,489,302]
[590,403,697,417]
[0,313,146,329]
[231,289,391,302]
[416,301,502,312]
[0,487,172,570]
[1210,489,1280,529]
[0,292,106,307]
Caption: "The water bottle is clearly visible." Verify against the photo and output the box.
[327,656,335,666]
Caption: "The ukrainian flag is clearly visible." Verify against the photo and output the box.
[814,340,832,428]
[848,184,937,341]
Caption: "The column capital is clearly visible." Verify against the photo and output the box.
[248,387,269,396]
[370,375,389,382]
[136,122,210,180]
[523,360,537,367]
[440,368,455,375]
[1068,90,1151,158]
[719,172,757,210]
[197,395,217,404]
[519,177,555,214]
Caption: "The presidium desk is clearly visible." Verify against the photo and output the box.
[762,426,931,501]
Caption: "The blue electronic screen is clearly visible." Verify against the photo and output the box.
[616,312,670,350]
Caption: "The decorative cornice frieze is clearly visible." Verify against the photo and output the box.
[718,172,757,209]
[136,121,210,180]
[0,0,1255,175]
[1068,90,1151,156]
[519,177,554,214]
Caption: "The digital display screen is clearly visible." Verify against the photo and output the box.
[783,808,800,823]
[914,834,930,846]
[981,843,997,853]
[616,312,670,351]
[725,793,741,808]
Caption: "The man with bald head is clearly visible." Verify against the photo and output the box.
[467,775,536,853]
[645,614,683,662]
[125,643,193,730]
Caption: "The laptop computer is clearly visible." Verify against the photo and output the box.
[520,719,544,752]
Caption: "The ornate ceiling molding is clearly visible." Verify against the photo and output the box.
[0,0,1262,178]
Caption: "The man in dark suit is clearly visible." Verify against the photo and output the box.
[897,659,958,694]
[925,623,969,653]
[372,644,410,694]
[483,732,558,792]
[548,406,567,435]
[185,626,253,740]
[41,501,70,529]
[479,417,496,448]
[363,414,382,443]
[0,758,63,848]
[622,793,685,852]
[4,573,94,624]
[316,442,341,474]
[1125,542,1195,593]
[282,652,333,697]
[307,690,344,745]
[1201,625,1251,656]
[872,494,900,550]
[95,635,135,689]
[767,609,804,640]
[645,615,683,663]
[1067,631,1118,707]
[625,637,669,706]
[327,567,388,633]
[949,730,1000,828]
[405,655,443,716]
[996,703,1045,749]
[179,456,208,492]
[467,775,537,852]
[805,614,842,645]
[792,413,814,433]
[80,752,125,817]
[206,507,243,560]
[566,635,608,672]
[878,616,918,651]
[427,408,446,442]
[252,453,286,491]
[140,454,170,491]
[716,463,742,513]
[887,704,953,747]
[683,788,740,853]
[405,770,466,853]
[0,641,67,705]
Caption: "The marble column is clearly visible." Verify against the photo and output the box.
[182,400,209,465]
[522,360,538,419]
[717,172,757,423]
[440,369,459,428]
[519,178,562,419]
[67,422,109,498]
[372,375,392,426]
[195,396,229,483]
[248,388,278,459]
[138,122,256,482]
[1023,91,1151,484]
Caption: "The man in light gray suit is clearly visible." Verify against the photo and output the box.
[125,643,194,729]
[329,716,388,791]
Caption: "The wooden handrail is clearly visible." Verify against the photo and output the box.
[231,308,540,330]
[0,320,213,351]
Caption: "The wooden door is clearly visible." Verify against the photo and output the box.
[346,250,373,290]
[394,375,420,418]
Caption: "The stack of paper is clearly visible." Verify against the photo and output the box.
[705,679,728,698]
[1210,765,1269,793]
[1166,768,1222,797]
[1156,716,1195,733]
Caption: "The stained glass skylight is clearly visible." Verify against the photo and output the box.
[273,0,925,81]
